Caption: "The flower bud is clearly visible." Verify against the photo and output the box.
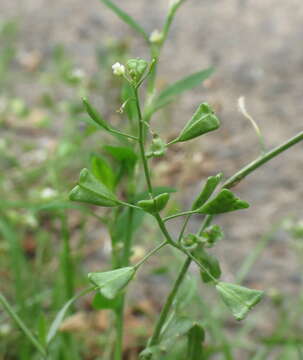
[149,29,163,44]
[112,62,125,76]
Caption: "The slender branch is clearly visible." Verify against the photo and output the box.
[223,131,303,189]
[148,257,191,347]
[134,88,153,194]
[177,215,191,243]
[134,241,168,269]
[163,210,196,222]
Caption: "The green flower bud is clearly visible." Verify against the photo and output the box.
[126,58,148,83]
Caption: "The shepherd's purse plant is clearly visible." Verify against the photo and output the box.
[1,0,303,358]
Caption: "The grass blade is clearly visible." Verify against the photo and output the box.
[99,0,148,41]
[0,293,47,357]
[46,287,92,345]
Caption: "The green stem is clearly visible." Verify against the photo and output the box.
[134,87,153,194]
[0,293,47,357]
[134,241,168,269]
[148,256,192,347]
[109,128,138,141]
[223,130,303,189]
[177,215,191,243]
[163,210,196,222]
[114,208,134,360]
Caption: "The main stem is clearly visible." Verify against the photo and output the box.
[149,257,191,346]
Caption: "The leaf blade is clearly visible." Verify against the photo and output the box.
[151,68,214,113]
[99,0,148,41]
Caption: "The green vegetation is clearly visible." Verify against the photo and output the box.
[1,2,303,359]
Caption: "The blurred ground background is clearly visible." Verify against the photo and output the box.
[1,0,303,359]
[2,0,302,285]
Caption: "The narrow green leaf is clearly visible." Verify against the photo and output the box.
[46,287,92,344]
[150,68,214,113]
[82,97,110,130]
[197,189,250,214]
[216,282,264,320]
[187,324,205,359]
[91,154,115,190]
[176,103,220,143]
[137,193,170,214]
[92,292,119,310]
[99,0,148,41]
[88,267,135,299]
[0,293,46,356]
[192,173,223,210]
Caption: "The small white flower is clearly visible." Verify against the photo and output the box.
[149,29,163,44]
[112,62,125,76]
[40,187,58,200]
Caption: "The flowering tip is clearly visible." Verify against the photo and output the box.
[112,62,125,76]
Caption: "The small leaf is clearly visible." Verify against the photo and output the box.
[98,0,148,41]
[176,103,220,142]
[92,292,120,310]
[90,154,115,190]
[192,173,223,210]
[82,98,110,130]
[150,68,214,114]
[187,324,205,359]
[193,248,221,283]
[88,267,135,299]
[137,193,170,214]
[216,282,264,320]
[197,189,250,214]
[69,168,120,207]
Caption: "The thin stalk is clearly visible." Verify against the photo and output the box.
[177,215,191,243]
[134,87,153,194]
[163,210,196,222]
[148,257,192,347]
[114,208,134,360]
[109,128,138,141]
[223,130,303,189]
[0,293,47,357]
[134,241,168,269]
[114,299,124,360]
